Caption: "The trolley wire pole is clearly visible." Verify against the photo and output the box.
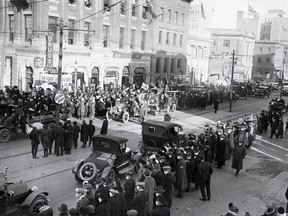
[229,50,236,112]
[280,52,286,100]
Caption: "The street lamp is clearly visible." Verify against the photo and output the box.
[74,60,78,96]
[280,52,286,100]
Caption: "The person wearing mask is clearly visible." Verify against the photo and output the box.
[131,182,149,216]
[29,126,40,159]
[40,124,50,158]
[109,187,127,216]
[124,170,136,210]
[87,119,96,147]
[144,170,156,215]
[197,154,213,201]
[150,196,170,216]
[54,122,66,156]
[175,152,187,198]
[162,166,174,208]
[72,121,80,149]
[80,120,89,148]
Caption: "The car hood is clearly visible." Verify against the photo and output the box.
[84,152,115,171]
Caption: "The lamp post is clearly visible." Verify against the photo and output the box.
[74,60,78,97]
[280,53,286,100]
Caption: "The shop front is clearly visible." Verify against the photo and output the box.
[133,67,146,89]
[103,67,119,89]
[121,66,130,87]
[91,67,100,87]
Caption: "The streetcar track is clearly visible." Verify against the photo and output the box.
[0,149,44,160]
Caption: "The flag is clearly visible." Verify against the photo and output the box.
[201,1,206,20]
[248,5,259,18]
[146,0,157,19]
[282,26,288,32]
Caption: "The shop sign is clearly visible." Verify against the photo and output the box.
[41,74,72,87]
[44,32,53,72]
[55,90,65,104]
[132,53,142,59]
[34,57,44,69]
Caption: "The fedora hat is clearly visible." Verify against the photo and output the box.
[58,204,68,214]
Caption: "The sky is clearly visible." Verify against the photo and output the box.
[200,0,288,29]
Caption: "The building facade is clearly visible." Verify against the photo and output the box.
[0,0,157,90]
[236,11,259,39]
[187,0,211,85]
[148,0,192,84]
[208,29,255,83]
[252,41,286,81]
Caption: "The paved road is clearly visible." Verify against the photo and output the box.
[0,94,288,216]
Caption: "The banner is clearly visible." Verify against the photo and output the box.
[248,5,259,18]
[44,32,53,72]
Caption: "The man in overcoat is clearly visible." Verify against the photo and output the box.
[29,126,40,159]
[124,171,136,210]
[80,120,89,148]
[144,170,156,215]
[54,122,66,156]
[72,121,80,149]
[100,117,108,135]
[150,196,170,216]
[95,192,111,216]
[64,120,74,154]
[232,141,247,177]
[176,152,187,198]
[109,187,127,216]
[162,166,174,208]
[87,119,96,147]
[40,124,50,158]
[131,182,149,216]
[197,154,213,201]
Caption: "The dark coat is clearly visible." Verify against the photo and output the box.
[151,206,170,216]
[204,149,213,163]
[176,158,188,191]
[95,184,110,208]
[76,196,89,214]
[40,128,51,148]
[29,128,40,145]
[64,124,74,149]
[153,170,164,187]
[54,126,65,144]
[87,123,96,136]
[197,161,213,182]
[80,123,89,142]
[100,119,108,135]
[214,100,219,110]
[73,124,80,139]
[110,193,127,216]
[278,119,284,136]
[215,139,226,166]
[232,143,246,170]
[124,178,136,210]
[131,190,149,216]
[96,200,111,216]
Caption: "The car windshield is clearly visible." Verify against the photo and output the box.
[93,140,119,154]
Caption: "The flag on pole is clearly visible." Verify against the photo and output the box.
[248,5,259,18]
[146,0,157,19]
[201,1,206,20]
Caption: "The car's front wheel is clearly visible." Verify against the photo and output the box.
[0,128,10,143]
[79,162,97,182]
[30,195,49,213]
[105,169,115,187]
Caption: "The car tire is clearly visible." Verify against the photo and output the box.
[143,107,148,118]
[122,112,129,124]
[79,162,97,182]
[172,104,177,112]
[30,195,49,213]
[74,174,82,182]
[105,169,115,187]
[106,111,113,122]
[0,128,11,143]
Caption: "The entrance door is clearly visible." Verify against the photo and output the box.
[91,67,99,87]
[122,66,130,87]
[133,67,145,89]
[25,67,33,91]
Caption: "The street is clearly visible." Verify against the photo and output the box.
[0,94,288,216]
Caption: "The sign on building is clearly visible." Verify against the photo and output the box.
[44,32,53,72]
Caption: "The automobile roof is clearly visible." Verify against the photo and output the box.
[92,135,128,144]
[143,120,182,129]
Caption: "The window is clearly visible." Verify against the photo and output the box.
[181,13,184,25]
[48,16,58,43]
[160,7,164,21]
[177,59,182,68]
[266,57,271,63]
[156,58,161,73]
[170,59,175,73]
[8,15,14,41]
[168,9,171,22]
[258,57,261,63]
[180,34,183,46]
[103,25,109,47]
[223,40,230,47]
[158,31,162,44]
[130,29,136,49]
[104,0,110,11]
[175,12,178,24]
[24,15,32,41]
[119,27,125,49]
[173,33,177,45]
[84,22,90,47]
[85,0,91,8]
[259,46,263,52]
[68,19,75,44]
[120,1,125,15]
[163,58,168,73]
[142,6,148,19]
[141,31,146,50]
[132,3,136,17]
[166,32,170,45]
[69,0,76,4]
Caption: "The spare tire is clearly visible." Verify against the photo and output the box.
[79,162,97,182]
[122,112,129,123]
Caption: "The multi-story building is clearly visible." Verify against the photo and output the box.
[208,28,255,83]
[260,10,288,45]
[148,0,192,84]
[187,0,211,84]
[252,41,286,81]
[0,0,157,90]
[236,11,259,40]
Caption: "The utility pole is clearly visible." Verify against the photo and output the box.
[55,18,64,125]
[280,52,286,100]
[229,50,236,112]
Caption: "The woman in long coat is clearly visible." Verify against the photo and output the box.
[176,154,187,198]
[232,142,246,177]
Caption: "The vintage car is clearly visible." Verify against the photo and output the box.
[254,86,271,98]
[72,135,142,187]
[147,88,162,116]
[106,101,130,123]
[0,167,49,216]
[139,120,186,153]
[232,85,247,100]
[282,84,288,96]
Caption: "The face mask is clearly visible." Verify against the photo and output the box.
[98,197,103,202]
[164,171,169,174]
[136,186,141,191]
[168,155,172,158]
[109,192,114,197]
[186,156,191,160]
[177,156,181,160]
[155,201,162,206]
[125,176,130,180]
[75,193,81,198]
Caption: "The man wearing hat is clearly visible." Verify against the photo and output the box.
[109,187,127,216]
[95,192,111,216]
[166,151,177,173]
[176,152,187,198]
[124,170,136,210]
[58,204,69,216]
[144,169,156,215]
[131,182,149,216]
[197,154,213,201]
[162,166,174,208]
[75,188,89,214]
[232,139,247,177]
[72,121,80,149]
[150,196,170,216]
[80,120,89,148]
[152,163,164,187]
[185,151,195,192]
[83,183,94,206]
[64,120,74,155]
[215,134,226,169]
[223,203,239,216]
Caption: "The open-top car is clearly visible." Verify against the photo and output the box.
[254,86,271,98]
[106,101,130,123]
[139,120,186,153]
[72,135,142,187]
[0,167,49,216]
